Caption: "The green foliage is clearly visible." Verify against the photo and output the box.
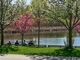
[0,0,27,45]
[49,0,80,29]
[0,45,18,54]
[30,0,49,20]
[0,0,27,29]
[48,0,80,49]
[29,0,49,47]
[1,45,80,57]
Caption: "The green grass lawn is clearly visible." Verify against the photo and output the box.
[0,45,80,57]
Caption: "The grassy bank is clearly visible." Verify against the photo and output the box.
[0,45,80,57]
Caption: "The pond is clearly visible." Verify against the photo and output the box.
[1,31,80,46]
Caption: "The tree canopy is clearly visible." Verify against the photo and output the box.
[0,0,27,45]
[11,14,34,45]
[48,0,80,49]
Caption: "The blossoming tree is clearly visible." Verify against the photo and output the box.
[12,14,34,45]
[75,24,80,34]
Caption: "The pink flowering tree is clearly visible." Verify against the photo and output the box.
[72,18,80,34]
[12,14,34,45]
[76,25,80,34]
[75,24,80,34]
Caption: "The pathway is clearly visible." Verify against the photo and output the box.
[0,54,80,60]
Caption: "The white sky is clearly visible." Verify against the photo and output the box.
[12,0,32,5]
[27,0,31,5]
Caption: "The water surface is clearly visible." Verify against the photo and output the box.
[1,32,80,46]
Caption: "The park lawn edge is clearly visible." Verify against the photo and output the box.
[0,45,80,57]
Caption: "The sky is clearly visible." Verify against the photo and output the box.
[27,0,32,5]
[12,0,32,5]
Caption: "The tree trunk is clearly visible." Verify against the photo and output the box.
[68,28,73,49]
[21,34,24,45]
[38,20,40,47]
[68,13,73,49]
[0,0,4,45]
[1,23,4,45]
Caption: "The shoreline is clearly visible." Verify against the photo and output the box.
[4,26,67,34]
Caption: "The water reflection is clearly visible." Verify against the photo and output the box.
[0,32,80,46]
[35,37,66,46]
[73,37,80,46]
